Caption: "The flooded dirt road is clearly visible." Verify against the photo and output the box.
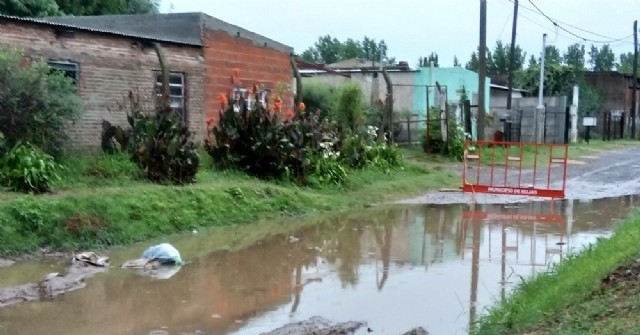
[0,195,637,335]
[400,144,640,205]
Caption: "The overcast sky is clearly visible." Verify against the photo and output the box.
[161,0,639,67]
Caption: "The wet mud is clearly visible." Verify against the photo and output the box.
[261,316,366,335]
[0,259,106,308]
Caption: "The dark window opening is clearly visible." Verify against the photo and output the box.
[155,72,186,121]
[48,61,79,87]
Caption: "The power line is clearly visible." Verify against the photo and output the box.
[506,0,634,45]
[498,0,586,45]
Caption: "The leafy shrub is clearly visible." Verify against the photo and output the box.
[0,48,83,159]
[207,87,339,184]
[1,142,62,194]
[207,94,292,180]
[301,81,335,121]
[421,106,470,160]
[341,125,403,172]
[101,120,132,154]
[308,141,349,186]
[333,82,366,133]
[125,92,200,185]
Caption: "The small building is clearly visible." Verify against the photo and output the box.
[0,13,294,150]
[584,71,640,135]
[299,60,491,141]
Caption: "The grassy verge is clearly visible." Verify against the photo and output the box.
[0,153,457,256]
[473,211,640,335]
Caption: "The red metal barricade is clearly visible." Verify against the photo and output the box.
[462,140,569,199]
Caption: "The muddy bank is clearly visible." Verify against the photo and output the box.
[0,260,106,308]
[261,316,429,335]
[399,145,640,205]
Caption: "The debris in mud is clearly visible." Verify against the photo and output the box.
[0,258,15,267]
[261,316,366,335]
[0,253,108,308]
[400,328,429,335]
[261,317,429,335]
[73,251,109,267]
[122,243,183,280]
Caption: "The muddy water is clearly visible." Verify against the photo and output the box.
[0,195,637,335]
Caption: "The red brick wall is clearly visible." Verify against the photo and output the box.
[0,19,206,150]
[203,29,293,124]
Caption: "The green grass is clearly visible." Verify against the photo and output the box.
[472,211,640,335]
[0,152,458,256]
[398,139,640,170]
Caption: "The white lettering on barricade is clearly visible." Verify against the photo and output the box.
[487,187,538,196]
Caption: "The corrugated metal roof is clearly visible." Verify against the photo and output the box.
[0,13,202,47]
[42,13,294,53]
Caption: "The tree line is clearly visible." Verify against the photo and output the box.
[0,0,159,17]
[301,35,639,76]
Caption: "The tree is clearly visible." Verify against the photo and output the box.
[465,47,493,72]
[0,47,83,158]
[56,0,160,15]
[418,52,439,67]
[465,52,479,71]
[0,0,60,16]
[488,41,525,75]
[563,43,586,70]
[453,55,461,67]
[589,44,616,71]
[341,38,363,60]
[544,45,562,65]
[618,52,639,75]
[527,54,538,68]
[0,0,159,16]
[300,35,395,65]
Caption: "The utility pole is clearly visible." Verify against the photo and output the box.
[535,33,547,143]
[478,0,487,141]
[506,0,519,111]
[632,20,638,139]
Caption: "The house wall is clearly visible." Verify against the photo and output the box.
[414,67,491,117]
[0,18,206,149]
[490,89,524,112]
[584,72,632,134]
[202,22,294,124]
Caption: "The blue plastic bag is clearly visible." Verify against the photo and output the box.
[141,243,183,265]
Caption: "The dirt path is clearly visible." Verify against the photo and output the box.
[398,145,640,205]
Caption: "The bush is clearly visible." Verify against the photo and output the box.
[307,141,349,187]
[340,125,402,172]
[333,82,366,133]
[206,88,337,184]
[125,91,200,185]
[301,81,335,121]
[0,48,83,159]
[1,142,62,194]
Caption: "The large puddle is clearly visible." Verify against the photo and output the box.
[0,195,637,335]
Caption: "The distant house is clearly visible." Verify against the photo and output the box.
[299,60,491,140]
[584,71,640,135]
[0,13,294,150]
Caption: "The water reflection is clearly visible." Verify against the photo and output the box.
[0,196,636,335]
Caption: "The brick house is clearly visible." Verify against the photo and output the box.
[0,13,294,150]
